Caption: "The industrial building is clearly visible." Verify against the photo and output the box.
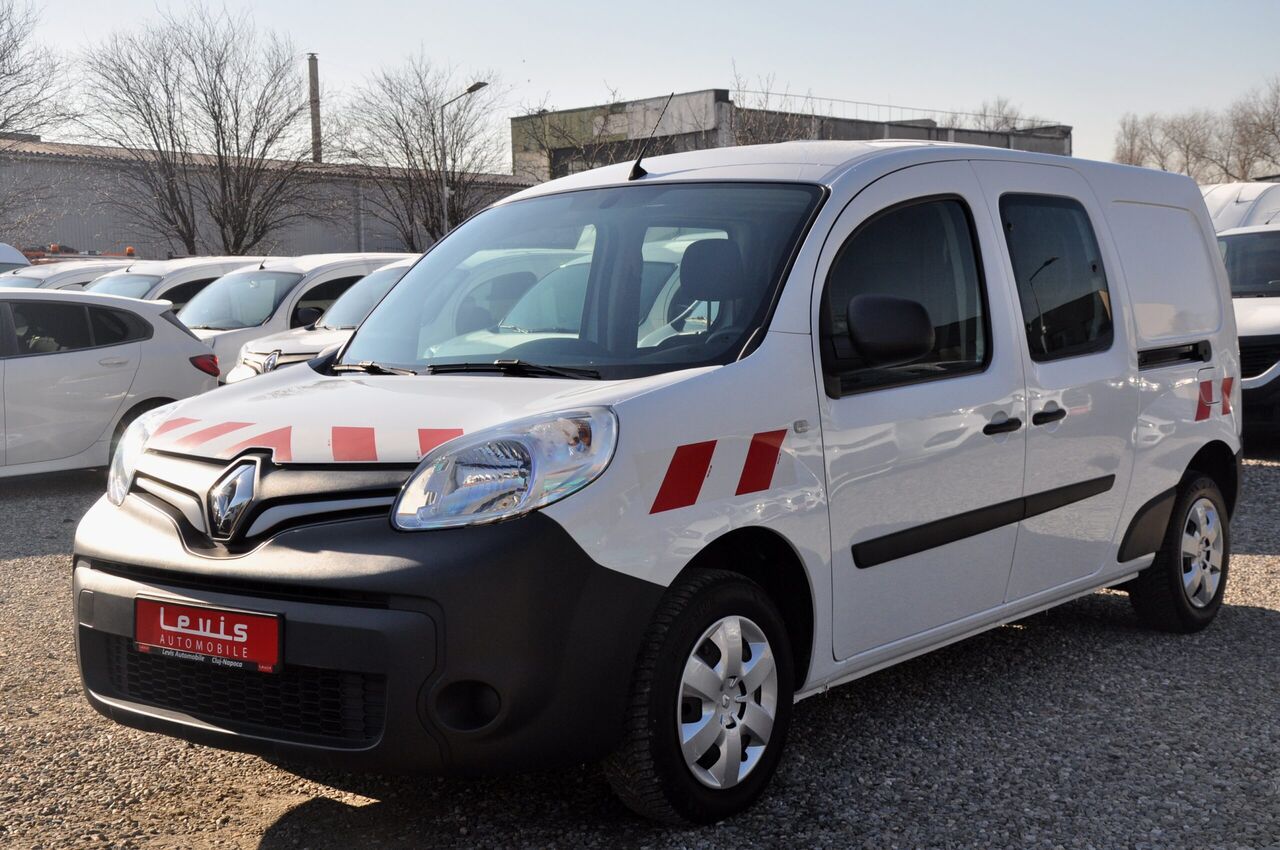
[512,88,1073,182]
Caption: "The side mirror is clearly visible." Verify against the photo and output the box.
[846,294,934,368]
[291,305,323,328]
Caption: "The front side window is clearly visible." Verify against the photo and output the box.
[1219,231,1280,297]
[318,266,410,329]
[1000,194,1113,362]
[161,278,215,311]
[86,273,162,299]
[11,302,92,354]
[821,197,989,394]
[342,183,822,379]
[177,270,303,330]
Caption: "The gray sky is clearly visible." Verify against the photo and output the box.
[39,0,1280,165]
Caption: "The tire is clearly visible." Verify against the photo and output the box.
[604,569,794,825]
[1128,475,1229,633]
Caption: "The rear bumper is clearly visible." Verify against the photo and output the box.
[72,498,664,774]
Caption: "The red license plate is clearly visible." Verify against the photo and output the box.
[134,598,281,673]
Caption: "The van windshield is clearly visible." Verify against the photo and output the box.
[341,182,822,379]
[87,273,162,299]
[1219,231,1280,297]
[178,270,304,329]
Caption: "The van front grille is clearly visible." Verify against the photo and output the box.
[105,634,386,747]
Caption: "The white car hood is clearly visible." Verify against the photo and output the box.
[1233,297,1280,339]
[146,363,712,464]
[243,326,353,358]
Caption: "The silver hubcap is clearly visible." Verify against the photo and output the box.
[1181,497,1224,609]
[677,615,778,790]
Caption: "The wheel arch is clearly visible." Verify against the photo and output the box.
[1186,440,1239,517]
[674,526,815,687]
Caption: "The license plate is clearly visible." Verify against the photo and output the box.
[134,598,281,673]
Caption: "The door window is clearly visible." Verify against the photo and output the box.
[821,197,989,394]
[11,302,92,354]
[999,194,1113,362]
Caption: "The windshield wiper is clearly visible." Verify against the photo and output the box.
[332,360,418,376]
[425,359,601,380]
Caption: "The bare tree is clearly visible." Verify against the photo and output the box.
[729,65,821,146]
[1113,113,1145,166]
[79,6,323,255]
[512,86,656,183]
[0,0,74,233]
[339,55,505,249]
[79,22,202,254]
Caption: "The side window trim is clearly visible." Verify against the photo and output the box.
[820,193,995,398]
[997,192,1115,364]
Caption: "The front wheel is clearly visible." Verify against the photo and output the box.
[604,569,793,824]
[1128,475,1230,632]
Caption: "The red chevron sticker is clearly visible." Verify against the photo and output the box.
[650,441,717,514]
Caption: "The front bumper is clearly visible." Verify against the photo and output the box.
[73,495,664,774]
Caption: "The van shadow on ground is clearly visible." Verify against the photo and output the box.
[258,591,1280,849]
[0,470,103,559]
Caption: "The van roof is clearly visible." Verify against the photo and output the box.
[0,258,131,281]
[98,256,266,277]
[504,139,1189,203]
[1217,223,1280,237]
[243,253,416,275]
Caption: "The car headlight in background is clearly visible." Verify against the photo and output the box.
[393,407,617,531]
[107,403,178,506]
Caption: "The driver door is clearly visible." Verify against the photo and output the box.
[817,162,1030,660]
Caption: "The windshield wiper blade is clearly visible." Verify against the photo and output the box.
[332,360,418,376]
[426,359,600,380]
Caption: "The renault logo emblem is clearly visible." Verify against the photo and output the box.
[263,350,280,372]
[207,459,259,541]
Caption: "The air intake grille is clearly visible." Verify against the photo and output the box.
[106,635,385,746]
[1240,342,1280,379]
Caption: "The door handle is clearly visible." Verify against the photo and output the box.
[98,357,130,367]
[1032,408,1067,426]
[982,416,1023,436]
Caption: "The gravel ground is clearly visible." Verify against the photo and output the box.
[2,449,1280,850]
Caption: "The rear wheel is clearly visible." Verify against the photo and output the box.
[604,569,793,824]
[1128,475,1229,632]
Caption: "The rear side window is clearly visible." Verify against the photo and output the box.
[999,195,1113,362]
[821,197,989,394]
[11,302,92,354]
[89,307,150,346]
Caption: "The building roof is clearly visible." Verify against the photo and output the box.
[0,138,532,187]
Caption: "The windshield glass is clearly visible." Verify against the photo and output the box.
[178,269,304,329]
[1220,231,1280,296]
[86,273,162,299]
[342,183,822,379]
[318,264,411,329]
[0,276,42,288]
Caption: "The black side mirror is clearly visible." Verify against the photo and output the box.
[292,305,323,328]
[846,294,934,368]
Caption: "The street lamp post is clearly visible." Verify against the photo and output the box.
[438,81,488,238]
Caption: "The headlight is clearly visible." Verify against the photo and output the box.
[392,407,617,530]
[107,403,179,506]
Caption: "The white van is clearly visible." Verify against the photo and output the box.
[1216,223,1280,424]
[1201,181,1280,231]
[73,142,1240,824]
[176,254,413,380]
[86,257,265,311]
[224,256,418,383]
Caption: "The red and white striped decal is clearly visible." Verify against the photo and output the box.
[1221,377,1234,416]
[146,418,464,463]
[650,429,789,514]
[1196,377,1234,421]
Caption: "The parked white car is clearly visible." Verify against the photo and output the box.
[177,253,413,381]
[75,141,1240,824]
[1,259,133,290]
[0,287,217,478]
[225,256,416,383]
[1216,224,1280,424]
[1201,181,1280,232]
[85,257,264,311]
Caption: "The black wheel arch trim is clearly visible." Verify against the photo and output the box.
[1117,487,1177,563]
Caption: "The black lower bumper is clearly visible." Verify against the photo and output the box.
[1243,376,1280,426]
[72,497,664,774]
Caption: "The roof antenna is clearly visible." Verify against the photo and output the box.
[628,92,675,181]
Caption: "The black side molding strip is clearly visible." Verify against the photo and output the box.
[1137,340,1210,370]
[1117,486,1176,562]
[853,475,1116,569]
